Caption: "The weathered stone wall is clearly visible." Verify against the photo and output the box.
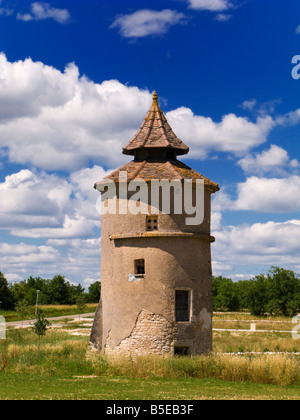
[89,299,103,351]
[105,310,176,356]
[103,308,212,356]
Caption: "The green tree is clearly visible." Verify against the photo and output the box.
[212,276,240,311]
[219,278,240,311]
[236,279,253,310]
[15,300,31,328]
[10,275,88,306]
[87,281,101,303]
[212,276,223,311]
[266,267,300,316]
[247,275,268,316]
[26,276,50,305]
[33,309,50,354]
[10,277,50,306]
[76,296,87,322]
[48,275,71,304]
[0,272,14,310]
[70,283,85,304]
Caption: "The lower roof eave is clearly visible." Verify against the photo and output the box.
[109,232,215,242]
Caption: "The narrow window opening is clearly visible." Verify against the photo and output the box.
[134,259,145,276]
[175,290,190,322]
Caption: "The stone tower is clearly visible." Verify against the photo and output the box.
[90,92,219,356]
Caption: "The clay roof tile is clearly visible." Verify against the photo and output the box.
[123,91,189,156]
[103,159,220,192]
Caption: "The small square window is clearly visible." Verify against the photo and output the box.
[175,290,190,322]
[174,347,190,356]
[146,216,158,231]
[135,259,145,275]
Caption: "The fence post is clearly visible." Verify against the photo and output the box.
[0,316,6,340]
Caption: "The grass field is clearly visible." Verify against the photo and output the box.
[0,310,299,400]
[0,304,98,323]
[1,373,299,400]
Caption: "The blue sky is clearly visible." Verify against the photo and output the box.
[1,0,300,285]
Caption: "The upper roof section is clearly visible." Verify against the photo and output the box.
[123,92,189,157]
[102,159,220,193]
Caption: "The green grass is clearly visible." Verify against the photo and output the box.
[0,373,299,400]
[0,310,299,400]
[0,328,299,400]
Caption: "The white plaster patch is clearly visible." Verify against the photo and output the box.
[128,274,141,283]
[200,308,211,330]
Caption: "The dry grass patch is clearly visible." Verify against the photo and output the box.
[93,353,299,386]
[213,330,300,353]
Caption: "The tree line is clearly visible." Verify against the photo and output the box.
[0,273,101,310]
[213,266,300,316]
[0,266,299,316]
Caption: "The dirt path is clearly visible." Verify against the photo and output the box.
[5,313,95,328]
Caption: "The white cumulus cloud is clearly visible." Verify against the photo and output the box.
[187,0,232,12]
[166,107,275,158]
[0,53,283,171]
[0,165,108,238]
[235,176,300,212]
[0,53,152,170]
[17,2,71,24]
[213,175,300,213]
[213,219,300,270]
[0,238,101,283]
[238,145,300,176]
[215,13,232,21]
[0,169,72,229]
[0,165,105,283]
[110,9,187,38]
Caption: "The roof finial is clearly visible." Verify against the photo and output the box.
[152,91,158,105]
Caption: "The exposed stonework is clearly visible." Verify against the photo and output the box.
[102,308,213,356]
[105,310,177,356]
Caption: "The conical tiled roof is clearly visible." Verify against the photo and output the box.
[95,91,219,193]
[123,92,189,156]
